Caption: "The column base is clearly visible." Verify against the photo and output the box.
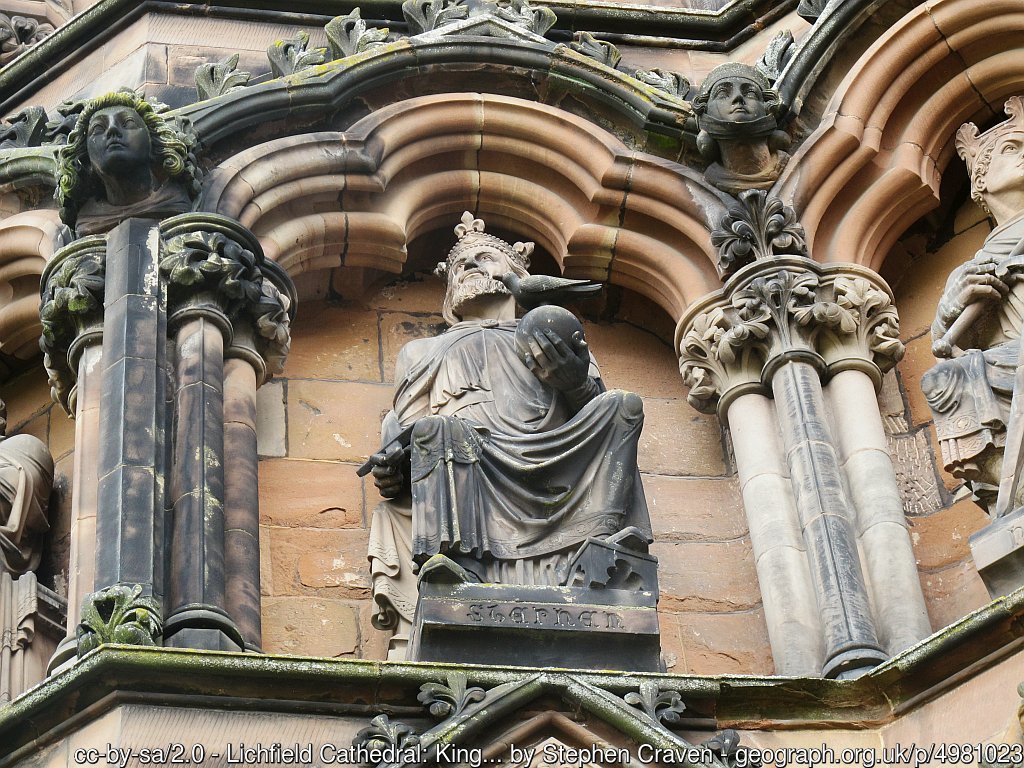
[970,507,1024,599]
[47,634,79,676]
[821,644,889,680]
[164,604,244,651]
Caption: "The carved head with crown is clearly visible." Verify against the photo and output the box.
[957,96,1024,226]
[435,212,534,325]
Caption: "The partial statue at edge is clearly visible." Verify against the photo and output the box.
[366,212,651,658]
[923,96,1024,514]
[693,62,790,196]
[56,90,201,237]
[0,400,54,576]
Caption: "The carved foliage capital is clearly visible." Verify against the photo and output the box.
[159,214,294,376]
[678,260,904,414]
[39,236,107,412]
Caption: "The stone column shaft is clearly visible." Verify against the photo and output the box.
[67,344,103,623]
[729,392,824,675]
[94,219,166,596]
[223,357,262,651]
[771,360,887,678]
[165,314,237,650]
[827,369,932,652]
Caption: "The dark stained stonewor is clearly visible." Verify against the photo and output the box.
[94,218,167,606]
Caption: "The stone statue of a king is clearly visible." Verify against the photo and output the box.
[924,96,1024,513]
[366,213,651,657]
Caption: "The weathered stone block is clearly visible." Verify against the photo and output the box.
[581,321,683,398]
[677,609,774,675]
[285,379,392,462]
[258,458,363,528]
[262,597,359,657]
[286,301,382,382]
[651,539,759,612]
[908,498,987,570]
[255,380,287,458]
[919,560,989,629]
[639,398,726,476]
[643,475,746,541]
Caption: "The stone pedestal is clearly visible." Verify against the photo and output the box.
[409,535,662,671]
[970,510,1024,599]
[410,581,661,671]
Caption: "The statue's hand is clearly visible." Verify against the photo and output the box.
[522,328,590,392]
[369,444,407,498]
[939,258,1009,328]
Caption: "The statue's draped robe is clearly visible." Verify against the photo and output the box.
[368,319,648,635]
[0,435,54,575]
[923,212,1024,506]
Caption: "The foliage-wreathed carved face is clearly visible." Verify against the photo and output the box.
[86,106,152,177]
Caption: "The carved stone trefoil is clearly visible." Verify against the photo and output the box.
[623,681,687,726]
[76,584,163,656]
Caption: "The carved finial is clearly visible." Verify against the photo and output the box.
[267,31,327,77]
[195,53,251,100]
[325,9,390,60]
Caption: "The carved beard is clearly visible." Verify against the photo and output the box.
[450,273,511,317]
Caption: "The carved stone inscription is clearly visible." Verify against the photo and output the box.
[463,602,628,631]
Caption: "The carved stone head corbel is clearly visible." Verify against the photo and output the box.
[55,90,201,236]
[693,63,790,196]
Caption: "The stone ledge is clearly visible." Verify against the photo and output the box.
[4,584,1024,759]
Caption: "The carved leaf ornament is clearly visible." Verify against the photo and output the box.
[326,9,390,59]
[417,671,487,718]
[711,189,807,278]
[76,584,163,656]
[160,231,263,311]
[624,680,687,725]
[195,54,251,101]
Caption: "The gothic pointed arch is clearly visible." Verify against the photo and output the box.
[778,0,1024,272]
[203,93,723,322]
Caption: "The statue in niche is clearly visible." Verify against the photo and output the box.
[0,400,54,576]
[693,62,790,196]
[366,213,650,657]
[923,96,1024,512]
[55,90,201,236]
